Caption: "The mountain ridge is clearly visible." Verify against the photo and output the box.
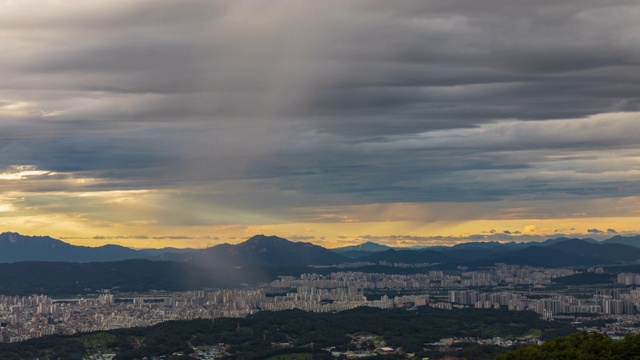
[154,234,348,268]
[3,231,640,267]
[0,232,146,263]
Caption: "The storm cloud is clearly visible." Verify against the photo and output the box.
[1,0,640,244]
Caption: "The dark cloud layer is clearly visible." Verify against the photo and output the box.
[1,0,640,230]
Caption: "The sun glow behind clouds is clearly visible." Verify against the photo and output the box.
[1,162,640,248]
[0,165,54,180]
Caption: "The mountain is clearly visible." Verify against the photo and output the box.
[449,241,505,250]
[423,238,609,264]
[436,241,513,262]
[468,238,640,267]
[331,241,393,258]
[5,231,640,268]
[546,238,640,262]
[473,246,601,267]
[0,232,148,263]
[360,249,453,264]
[538,237,598,246]
[602,235,640,248]
[154,235,348,268]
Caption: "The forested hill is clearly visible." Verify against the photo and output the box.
[0,307,574,360]
[497,331,640,360]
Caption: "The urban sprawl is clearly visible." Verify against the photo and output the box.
[2,264,640,344]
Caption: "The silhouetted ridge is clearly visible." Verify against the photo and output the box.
[156,234,348,268]
[0,232,146,263]
[602,235,640,248]
[330,241,393,258]
[5,231,640,267]
[547,239,640,262]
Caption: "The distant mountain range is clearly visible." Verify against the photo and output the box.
[153,234,347,268]
[330,236,640,267]
[2,231,640,268]
[0,232,144,263]
[601,235,640,247]
[0,232,191,263]
[3,231,640,296]
[332,241,393,258]
[448,238,640,268]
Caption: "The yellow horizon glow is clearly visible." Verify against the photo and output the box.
[1,216,638,249]
[1,168,638,249]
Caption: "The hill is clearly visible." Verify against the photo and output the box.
[497,331,640,360]
[0,307,574,359]
[552,272,616,285]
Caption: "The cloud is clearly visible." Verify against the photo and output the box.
[335,228,639,247]
[607,229,618,234]
[92,235,149,240]
[152,236,193,240]
[288,235,317,242]
[523,225,541,234]
[1,1,640,242]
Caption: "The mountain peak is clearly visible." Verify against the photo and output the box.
[0,232,58,244]
[0,232,22,243]
[244,234,292,245]
[332,241,391,253]
[358,241,391,250]
[177,234,346,267]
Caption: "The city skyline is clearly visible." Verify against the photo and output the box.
[1,1,640,249]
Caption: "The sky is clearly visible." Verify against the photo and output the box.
[1,0,640,249]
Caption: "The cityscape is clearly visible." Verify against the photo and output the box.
[2,0,640,359]
[4,265,640,347]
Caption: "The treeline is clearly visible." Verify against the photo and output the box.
[552,272,616,286]
[0,306,575,359]
[497,331,640,360]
